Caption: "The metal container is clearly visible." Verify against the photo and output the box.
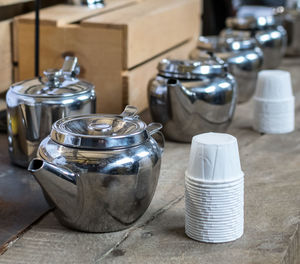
[68,0,105,7]
[190,36,263,103]
[283,8,300,56]
[148,58,237,142]
[222,16,287,69]
[6,57,96,168]
[28,106,164,233]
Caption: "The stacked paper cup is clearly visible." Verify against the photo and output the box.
[253,70,295,134]
[185,133,244,243]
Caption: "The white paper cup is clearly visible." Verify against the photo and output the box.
[186,179,244,191]
[253,113,294,134]
[186,133,243,182]
[185,204,243,217]
[186,172,244,186]
[185,226,243,236]
[185,209,244,221]
[185,219,243,231]
[253,70,295,134]
[185,226,243,243]
[253,97,295,114]
[185,191,244,201]
[255,70,293,100]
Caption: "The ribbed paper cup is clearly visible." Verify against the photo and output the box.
[186,133,243,182]
[254,70,293,100]
[186,173,244,188]
[253,70,295,134]
[185,224,243,243]
[185,176,244,243]
[185,132,244,243]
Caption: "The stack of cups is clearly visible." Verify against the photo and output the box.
[185,132,244,243]
[253,70,295,134]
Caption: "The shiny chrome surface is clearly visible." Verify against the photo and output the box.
[68,0,105,7]
[223,16,287,69]
[7,57,96,168]
[226,16,279,30]
[190,36,263,103]
[28,106,164,233]
[283,9,300,56]
[148,59,237,142]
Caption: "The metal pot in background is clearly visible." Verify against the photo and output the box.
[6,56,96,168]
[190,36,263,103]
[148,57,237,143]
[28,105,164,233]
[68,0,105,7]
[283,8,300,56]
[221,16,287,69]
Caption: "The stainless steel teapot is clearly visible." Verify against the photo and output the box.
[148,58,237,142]
[28,106,164,233]
[6,57,96,167]
[190,36,263,103]
[222,16,287,69]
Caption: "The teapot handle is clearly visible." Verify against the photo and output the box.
[146,123,165,154]
[120,105,138,118]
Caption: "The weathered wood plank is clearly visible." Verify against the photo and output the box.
[82,0,201,69]
[0,135,50,255]
[0,20,12,93]
[16,0,137,26]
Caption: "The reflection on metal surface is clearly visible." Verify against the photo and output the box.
[28,106,164,233]
[6,57,96,167]
[222,16,287,69]
[190,35,263,103]
[148,59,237,142]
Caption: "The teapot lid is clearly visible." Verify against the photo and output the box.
[197,36,256,52]
[226,16,278,30]
[158,57,227,79]
[51,105,162,150]
[10,57,94,98]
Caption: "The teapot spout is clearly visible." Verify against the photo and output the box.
[28,158,76,184]
[28,159,78,222]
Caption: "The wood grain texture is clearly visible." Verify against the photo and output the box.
[16,0,137,26]
[0,0,31,6]
[0,20,12,93]
[1,58,300,264]
[82,0,201,69]
[123,39,197,112]
[0,135,50,255]
[15,22,124,113]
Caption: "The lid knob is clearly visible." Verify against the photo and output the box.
[44,69,62,87]
[88,123,112,132]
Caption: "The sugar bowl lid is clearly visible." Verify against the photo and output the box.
[51,106,163,150]
[158,57,227,79]
[226,16,278,30]
[10,57,94,98]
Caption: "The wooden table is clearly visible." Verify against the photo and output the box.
[1,58,300,263]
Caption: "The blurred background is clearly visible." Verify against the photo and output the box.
[202,0,295,35]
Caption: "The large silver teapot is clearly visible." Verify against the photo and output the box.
[148,58,237,142]
[222,16,287,69]
[190,36,263,103]
[28,106,164,233]
[6,57,96,167]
